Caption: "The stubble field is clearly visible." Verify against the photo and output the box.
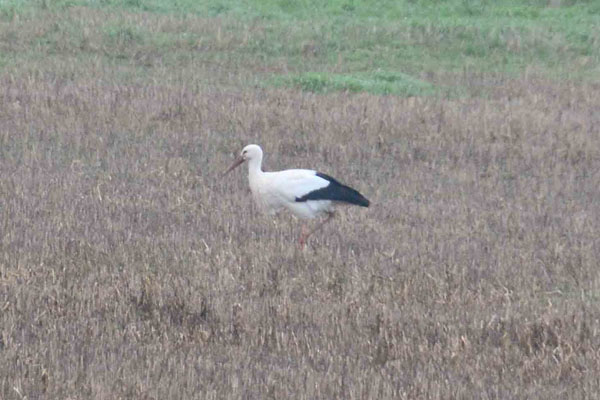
[1,1,600,399]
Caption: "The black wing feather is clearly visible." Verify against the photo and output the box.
[295,173,370,207]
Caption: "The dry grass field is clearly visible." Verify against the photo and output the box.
[1,2,600,399]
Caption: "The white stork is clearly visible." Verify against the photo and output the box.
[223,144,370,247]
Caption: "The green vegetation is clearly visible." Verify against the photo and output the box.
[1,0,598,96]
[272,71,439,96]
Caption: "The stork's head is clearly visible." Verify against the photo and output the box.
[223,144,263,175]
[240,144,262,162]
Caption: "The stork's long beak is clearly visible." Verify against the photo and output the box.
[222,155,245,176]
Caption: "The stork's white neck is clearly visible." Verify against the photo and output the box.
[247,155,264,181]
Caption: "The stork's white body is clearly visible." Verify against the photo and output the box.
[249,167,333,219]
[224,144,369,246]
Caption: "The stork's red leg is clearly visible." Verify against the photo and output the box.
[299,224,309,249]
[298,212,335,248]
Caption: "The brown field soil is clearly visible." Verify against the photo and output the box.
[1,5,600,400]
